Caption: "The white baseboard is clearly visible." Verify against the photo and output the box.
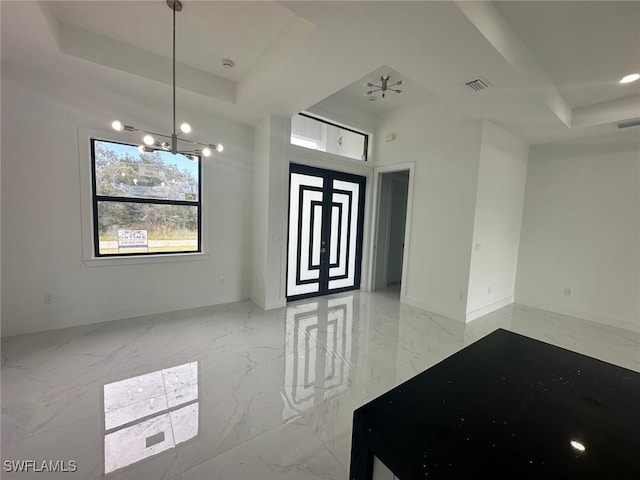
[1,290,251,338]
[403,295,466,322]
[515,297,639,334]
[250,296,286,311]
[465,296,514,323]
[250,293,266,310]
[264,298,286,310]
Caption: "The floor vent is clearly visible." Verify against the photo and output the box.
[464,77,491,91]
[617,118,640,129]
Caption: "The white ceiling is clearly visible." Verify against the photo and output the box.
[322,66,429,116]
[43,1,295,81]
[494,1,640,108]
[2,1,639,145]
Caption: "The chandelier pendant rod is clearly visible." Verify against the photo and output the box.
[171,1,178,154]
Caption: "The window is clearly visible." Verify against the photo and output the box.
[91,139,201,256]
[290,113,369,161]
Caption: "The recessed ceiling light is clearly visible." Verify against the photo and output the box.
[222,58,235,69]
[619,73,639,84]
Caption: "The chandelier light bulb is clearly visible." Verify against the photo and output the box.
[202,147,212,157]
[216,144,224,152]
[619,73,640,84]
[112,120,123,131]
[180,122,192,134]
[143,135,155,146]
[138,145,146,154]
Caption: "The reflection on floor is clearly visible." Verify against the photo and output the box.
[2,288,638,479]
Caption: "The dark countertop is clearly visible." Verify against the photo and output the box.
[350,328,640,479]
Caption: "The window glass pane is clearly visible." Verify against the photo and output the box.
[94,140,199,201]
[96,201,198,255]
[290,114,367,161]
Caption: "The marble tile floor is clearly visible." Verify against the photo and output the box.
[2,288,638,479]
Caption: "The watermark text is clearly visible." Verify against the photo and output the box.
[3,460,78,473]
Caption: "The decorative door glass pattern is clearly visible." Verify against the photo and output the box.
[287,164,366,300]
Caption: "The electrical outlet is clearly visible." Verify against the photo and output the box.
[487,286,491,295]
[564,288,572,296]
[459,292,465,300]
[44,293,53,304]
[475,243,482,251]
[220,275,225,284]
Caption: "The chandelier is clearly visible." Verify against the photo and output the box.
[111,0,222,160]
[364,75,403,99]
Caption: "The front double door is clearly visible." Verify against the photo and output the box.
[287,164,366,301]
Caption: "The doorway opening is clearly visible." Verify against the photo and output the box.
[286,163,366,302]
[373,170,409,292]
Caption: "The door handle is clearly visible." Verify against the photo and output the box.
[321,248,326,253]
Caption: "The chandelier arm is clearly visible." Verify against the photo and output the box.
[143,145,198,156]
[139,134,218,150]
[191,141,219,148]
[138,129,174,140]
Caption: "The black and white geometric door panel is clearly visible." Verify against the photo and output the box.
[287,164,366,301]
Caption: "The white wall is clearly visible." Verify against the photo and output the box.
[1,61,254,337]
[251,115,289,309]
[515,133,640,333]
[251,118,270,308]
[375,99,483,321]
[466,120,528,321]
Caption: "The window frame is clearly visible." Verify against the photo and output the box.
[292,113,370,162]
[89,137,203,258]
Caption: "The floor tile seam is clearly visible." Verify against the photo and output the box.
[173,418,302,476]
[78,350,279,390]
[18,410,104,442]
[484,327,640,372]
[193,350,287,384]
[160,368,180,449]
[106,445,180,479]
[307,422,351,472]
[17,354,284,440]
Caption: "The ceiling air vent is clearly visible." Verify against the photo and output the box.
[464,77,491,92]
[617,118,640,129]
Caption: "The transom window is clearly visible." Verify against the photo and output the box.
[91,139,201,256]
[290,113,369,161]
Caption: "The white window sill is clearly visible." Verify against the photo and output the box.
[83,252,209,267]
